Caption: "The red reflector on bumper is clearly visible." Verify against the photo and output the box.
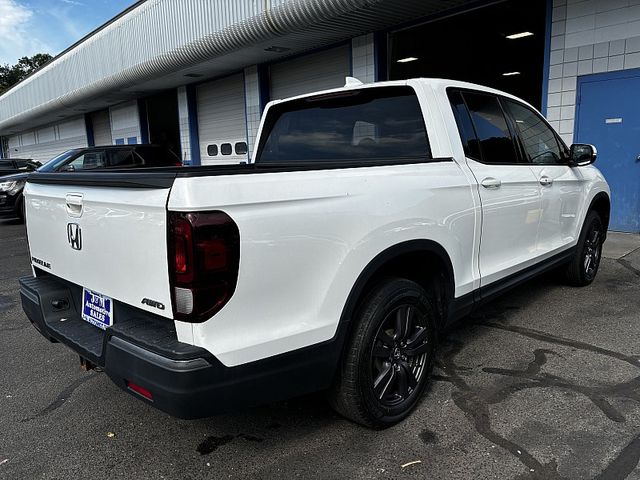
[126,380,153,400]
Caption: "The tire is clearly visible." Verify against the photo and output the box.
[328,278,438,429]
[564,210,604,286]
[15,195,25,222]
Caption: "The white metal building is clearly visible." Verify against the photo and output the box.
[0,0,639,230]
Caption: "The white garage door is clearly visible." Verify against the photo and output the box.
[197,74,248,165]
[110,101,141,145]
[8,118,88,164]
[91,110,112,146]
[270,44,351,100]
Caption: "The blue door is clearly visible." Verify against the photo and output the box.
[575,69,640,233]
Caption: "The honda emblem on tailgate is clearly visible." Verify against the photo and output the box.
[67,223,82,251]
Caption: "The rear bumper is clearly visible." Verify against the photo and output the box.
[20,274,338,419]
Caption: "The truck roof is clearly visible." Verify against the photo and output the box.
[267,77,538,113]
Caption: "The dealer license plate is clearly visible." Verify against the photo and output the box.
[81,288,113,330]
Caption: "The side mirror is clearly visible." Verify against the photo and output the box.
[60,164,75,172]
[569,144,597,167]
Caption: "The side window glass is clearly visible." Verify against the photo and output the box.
[504,100,564,165]
[462,92,519,164]
[60,152,106,171]
[447,90,481,160]
[108,149,136,168]
[207,145,218,157]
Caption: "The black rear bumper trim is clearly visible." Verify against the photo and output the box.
[20,275,339,419]
[109,337,210,373]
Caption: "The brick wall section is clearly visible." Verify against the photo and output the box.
[177,86,192,164]
[351,34,376,83]
[547,0,640,144]
[244,66,261,159]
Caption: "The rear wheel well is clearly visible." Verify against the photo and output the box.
[346,245,454,333]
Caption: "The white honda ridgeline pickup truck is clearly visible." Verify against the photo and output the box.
[20,78,610,428]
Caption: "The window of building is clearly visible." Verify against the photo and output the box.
[220,143,233,155]
[235,142,248,155]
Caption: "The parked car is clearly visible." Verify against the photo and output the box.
[0,158,40,177]
[19,78,610,428]
[0,145,181,220]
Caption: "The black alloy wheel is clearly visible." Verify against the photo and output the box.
[565,210,604,286]
[583,221,602,282]
[328,278,437,428]
[371,304,430,407]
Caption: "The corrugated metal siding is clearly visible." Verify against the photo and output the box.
[110,102,141,144]
[197,74,248,165]
[270,44,351,99]
[0,0,471,133]
[91,110,112,146]
[7,118,87,163]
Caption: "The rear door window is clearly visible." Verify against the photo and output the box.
[460,91,520,165]
[448,90,482,160]
[257,86,431,164]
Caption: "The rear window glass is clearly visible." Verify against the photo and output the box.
[257,86,431,164]
[133,147,181,167]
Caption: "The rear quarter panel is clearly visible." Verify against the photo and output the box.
[169,161,478,366]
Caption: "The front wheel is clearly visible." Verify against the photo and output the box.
[328,278,437,428]
[564,210,604,286]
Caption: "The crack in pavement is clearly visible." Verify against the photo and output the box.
[617,258,640,277]
[436,341,564,479]
[21,373,98,422]
[433,321,640,479]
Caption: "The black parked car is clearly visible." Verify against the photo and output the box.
[0,145,182,221]
[0,158,40,177]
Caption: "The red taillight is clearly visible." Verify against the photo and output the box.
[200,239,228,271]
[126,380,153,400]
[173,218,193,281]
[168,211,240,323]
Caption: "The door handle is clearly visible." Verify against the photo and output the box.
[481,177,501,189]
[539,176,553,186]
[65,193,84,218]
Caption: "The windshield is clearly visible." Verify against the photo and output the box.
[37,150,79,173]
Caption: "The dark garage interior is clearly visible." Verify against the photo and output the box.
[144,90,182,158]
[389,0,547,109]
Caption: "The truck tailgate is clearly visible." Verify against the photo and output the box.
[24,180,173,319]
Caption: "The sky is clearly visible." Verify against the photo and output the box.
[0,0,135,65]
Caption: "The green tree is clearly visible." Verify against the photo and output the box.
[0,53,52,95]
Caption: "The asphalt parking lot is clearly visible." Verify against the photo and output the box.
[2,219,640,480]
